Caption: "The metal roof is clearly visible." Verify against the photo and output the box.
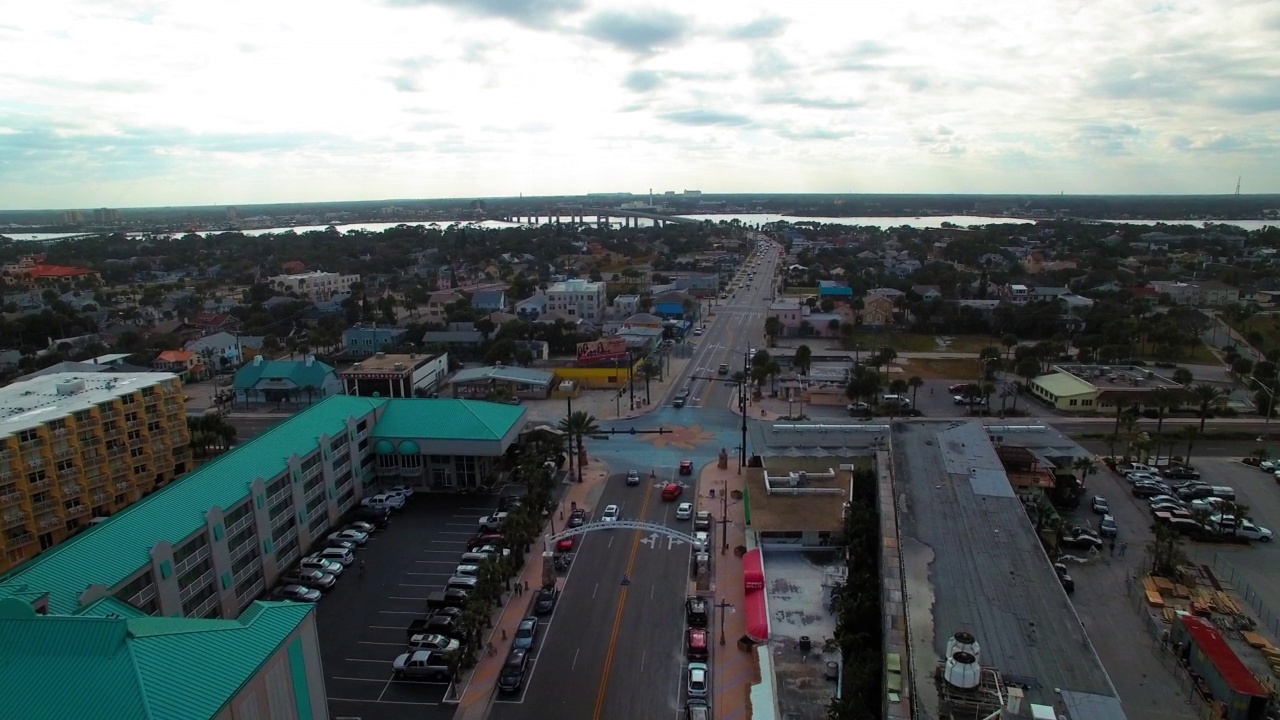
[449,366,556,386]
[0,596,312,720]
[1030,372,1096,398]
[0,394,386,615]
[371,398,526,442]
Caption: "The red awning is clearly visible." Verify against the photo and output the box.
[745,588,770,643]
[1180,614,1268,697]
[743,548,764,591]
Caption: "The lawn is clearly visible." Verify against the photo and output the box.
[896,357,982,380]
[1222,312,1280,354]
[1132,340,1219,364]
[846,332,1000,354]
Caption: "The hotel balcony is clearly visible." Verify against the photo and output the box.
[5,532,34,549]
[27,477,53,493]
[0,492,25,509]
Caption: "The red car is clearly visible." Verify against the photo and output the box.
[948,383,969,393]
[662,483,683,501]
[686,627,709,661]
[556,536,576,553]
[679,460,694,476]
[467,533,504,550]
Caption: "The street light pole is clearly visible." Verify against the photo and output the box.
[716,599,733,646]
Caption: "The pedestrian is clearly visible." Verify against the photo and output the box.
[359,560,366,577]
[1109,540,1116,556]
[1120,542,1128,557]
[523,580,529,592]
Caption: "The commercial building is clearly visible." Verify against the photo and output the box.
[1028,364,1182,412]
[0,372,191,574]
[235,355,342,405]
[448,365,557,401]
[546,278,607,323]
[340,351,449,398]
[342,323,408,357]
[268,270,360,299]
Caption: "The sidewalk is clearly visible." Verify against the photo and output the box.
[451,456,612,720]
[694,460,755,720]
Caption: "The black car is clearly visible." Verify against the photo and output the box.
[1161,467,1201,480]
[686,596,709,628]
[1177,485,1214,500]
[498,648,529,693]
[498,495,525,512]
[534,586,558,614]
[1164,518,1206,536]
[1053,563,1076,594]
[1132,482,1168,499]
[567,508,588,528]
[355,506,391,528]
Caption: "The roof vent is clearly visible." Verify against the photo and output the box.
[944,651,981,690]
[375,351,386,359]
[393,362,405,371]
[55,379,87,396]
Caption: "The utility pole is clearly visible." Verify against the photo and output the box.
[690,355,750,472]
[627,350,635,410]
[720,475,730,554]
[715,599,734,646]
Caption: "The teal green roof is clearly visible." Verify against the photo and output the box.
[0,598,312,720]
[398,440,420,455]
[372,399,526,442]
[375,439,395,454]
[0,394,385,615]
[234,358,335,391]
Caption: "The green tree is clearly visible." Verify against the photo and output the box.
[764,316,783,346]
[793,345,813,376]
[1173,367,1194,386]
[1001,332,1019,360]
[558,410,601,471]
[1189,383,1227,432]
[907,375,924,406]
[1146,387,1180,433]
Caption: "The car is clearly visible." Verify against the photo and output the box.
[846,401,871,413]
[454,563,482,578]
[1161,467,1201,480]
[1125,471,1161,484]
[1176,485,1215,500]
[1132,482,1169,499]
[355,505,391,527]
[626,470,641,486]
[693,327,703,336]
[327,538,357,552]
[1150,501,1187,515]
[1163,517,1206,536]
[1232,519,1273,542]
[317,546,354,566]
[662,483,683,501]
[467,533,505,550]
[447,576,479,591]
[1154,508,1195,524]
[1090,496,1110,515]
[1053,563,1076,594]
[344,520,377,535]
[393,650,451,680]
[947,383,971,393]
[679,460,694,476]
[421,615,459,638]
[300,557,344,576]
[1147,495,1184,507]
[1099,514,1118,538]
[1060,533,1104,550]
[513,616,539,650]
[534,585,559,614]
[327,529,369,546]
[362,493,405,510]
[282,568,337,591]
[498,648,530,693]
[1190,497,1228,512]
[673,389,690,408]
[497,495,525,512]
[676,502,693,520]
[953,395,986,406]
[717,363,729,375]
[479,512,509,532]
[686,627,709,661]
[407,633,461,653]
[687,662,710,699]
[1126,463,1158,474]
[601,505,620,523]
[686,596,709,627]
[388,484,415,498]
[273,584,321,602]
[568,508,588,528]
[693,531,710,551]
[694,511,713,531]
[555,536,576,553]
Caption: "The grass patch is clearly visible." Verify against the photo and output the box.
[938,335,1002,353]
[897,357,981,380]
[1132,340,1219,364]
[1222,312,1280,353]
[847,333,940,353]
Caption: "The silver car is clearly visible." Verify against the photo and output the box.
[687,662,709,699]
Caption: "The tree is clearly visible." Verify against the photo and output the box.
[1001,333,1019,360]
[793,345,813,376]
[1180,425,1199,465]
[907,376,924,406]
[764,316,783,346]
[1146,522,1188,576]
[1173,367,1194,387]
[1189,383,1227,432]
[558,411,600,473]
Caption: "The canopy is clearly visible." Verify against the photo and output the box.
[743,548,765,591]
[373,439,395,455]
[398,440,420,456]
[745,587,770,643]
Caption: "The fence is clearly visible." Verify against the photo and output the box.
[1212,554,1280,640]
[1125,570,1214,720]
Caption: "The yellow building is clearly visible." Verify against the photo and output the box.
[1028,364,1182,412]
[0,372,191,573]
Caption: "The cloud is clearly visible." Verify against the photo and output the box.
[33,77,157,94]
[1073,123,1142,154]
[582,10,692,55]
[725,16,789,41]
[761,91,863,110]
[830,40,895,72]
[386,56,437,93]
[623,70,664,93]
[774,126,856,141]
[385,0,584,28]
[658,109,754,127]
[750,47,794,80]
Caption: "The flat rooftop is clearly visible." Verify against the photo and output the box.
[342,353,440,374]
[1054,364,1180,388]
[0,372,177,438]
[892,421,1125,718]
[746,461,861,533]
[764,551,842,720]
[758,423,888,458]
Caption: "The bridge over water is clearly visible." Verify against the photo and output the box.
[498,205,701,227]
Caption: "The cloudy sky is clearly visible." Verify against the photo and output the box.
[2,0,1278,209]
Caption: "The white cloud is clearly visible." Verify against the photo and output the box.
[0,0,1278,207]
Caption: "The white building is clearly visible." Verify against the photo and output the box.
[546,279,607,323]
[268,271,360,299]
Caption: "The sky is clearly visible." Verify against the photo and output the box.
[2,0,1279,209]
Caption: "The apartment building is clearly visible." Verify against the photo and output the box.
[546,279,607,323]
[268,270,360,299]
[0,372,191,573]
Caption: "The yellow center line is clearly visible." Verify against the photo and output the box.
[592,481,655,720]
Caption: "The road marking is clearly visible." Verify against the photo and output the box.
[593,582,599,598]
[358,641,406,647]
[331,676,392,683]
[592,480,654,720]
[640,650,646,672]
[328,697,441,706]
[368,625,404,631]
[572,648,580,670]
[388,596,430,601]
[404,572,452,577]
[378,610,420,615]
[345,658,391,664]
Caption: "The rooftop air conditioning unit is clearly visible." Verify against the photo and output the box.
[944,651,982,690]
[946,631,981,661]
[393,362,405,371]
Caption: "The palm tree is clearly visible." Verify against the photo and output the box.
[1146,387,1180,432]
[1190,383,1227,432]
[1181,425,1199,465]
[764,316,783,346]
[558,411,600,470]
[794,344,813,376]
[1001,333,1018,360]
[907,376,924,406]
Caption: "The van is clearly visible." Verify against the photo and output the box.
[317,547,354,566]
[882,395,911,407]
[1209,486,1236,501]
[447,576,479,591]
[686,700,711,720]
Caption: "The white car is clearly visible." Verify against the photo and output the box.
[1190,497,1228,512]
[317,546,354,566]
[694,531,710,551]
[675,502,693,520]
[362,493,405,510]
[407,633,461,653]
[327,529,369,546]
[344,521,377,535]
[1125,472,1161,484]
[601,505,620,523]
[300,557,345,576]
[1234,520,1273,542]
[388,485,415,498]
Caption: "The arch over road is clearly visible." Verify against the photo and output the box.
[543,520,699,551]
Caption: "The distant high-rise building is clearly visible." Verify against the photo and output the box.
[61,210,84,225]
[227,206,239,221]
[91,208,120,223]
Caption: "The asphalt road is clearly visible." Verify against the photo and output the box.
[490,468,698,720]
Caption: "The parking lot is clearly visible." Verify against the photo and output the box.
[316,492,501,720]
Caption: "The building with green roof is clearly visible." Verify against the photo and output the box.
[0,596,326,720]
[235,355,341,405]
[1028,363,1183,412]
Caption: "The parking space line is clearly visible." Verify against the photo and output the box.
[436,531,473,537]
[415,559,457,564]
[398,583,435,588]
[329,697,441,706]
[332,676,390,683]
[389,596,430,601]
[346,658,392,664]
[445,523,476,527]
[359,641,406,647]
[405,572,451,577]
[378,610,420,615]
[422,549,461,554]
[460,506,492,511]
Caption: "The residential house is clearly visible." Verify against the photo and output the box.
[818,280,854,299]
[187,312,242,333]
[268,270,360,299]
[1196,280,1240,306]
[516,291,548,319]
[343,323,408,357]
[858,294,896,327]
[234,354,340,403]
[472,288,509,312]
[867,287,905,302]
[1148,281,1200,306]
[312,292,350,314]
[621,313,665,330]
[1005,284,1032,304]
[546,279,607,323]
[185,331,264,370]
[956,299,1001,325]
[422,322,485,350]
[425,290,465,322]
[154,349,206,380]
[911,285,942,302]
[612,294,640,318]
[671,273,719,297]
[885,259,922,277]
[769,300,803,336]
[805,312,844,338]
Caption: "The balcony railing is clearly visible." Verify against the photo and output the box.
[0,493,24,508]
[6,533,33,548]
[90,491,111,505]
[178,569,214,602]
[31,499,56,514]
[127,420,143,430]
[2,510,28,529]
[38,515,61,532]
[174,545,211,578]
[60,482,82,497]
[65,504,89,518]
[54,446,77,459]
[27,478,53,493]
[115,481,134,493]
[99,410,120,421]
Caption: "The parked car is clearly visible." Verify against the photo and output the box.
[676,502,694,520]
[498,648,530,693]
[1161,467,1201,480]
[1132,481,1170,498]
[846,401,870,413]
[679,460,694,475]
[1229,519,1273,542]
[687,662,710,699]
[281,569,336,591]
[344,521,377,535]
[362,493,405,510]
[407,633,461,653]
[355,506,391,528]
[388,484,415,498]
[1176,485,1215,501]
[1090,496,1110,515]
[1147,494,1184,507]
[467,533,505,550]
[568,508,588,528]
[478,513,509,532]
[317,546,355,566]
[686,627,709,661]
[662,483,684,501]
[327,538,357,551]
[1150,501,1188,515]
[693,531,710,551]
[327,529,369,546]
[446,576,479,592]
[1060,532,1103,550]
[694,511,713,531]
[626,470,641,486]
[686,596,709,627]
[1053,563,1075,594]
[497,495,524,512]
[273,584,321,602]
[1162,517,1206,536]
[555,536,576,553]
[1125,471,1161,484]
[513,616,539,650]
[1099,515,1118,538]
[393,651,451,680]
[300,557,344,576]
[534,586,558,614]
[601,505,620,523]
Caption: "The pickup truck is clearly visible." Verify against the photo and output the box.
[478,512,508,532]
[426,589,470,610]
[393,650,452,680]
